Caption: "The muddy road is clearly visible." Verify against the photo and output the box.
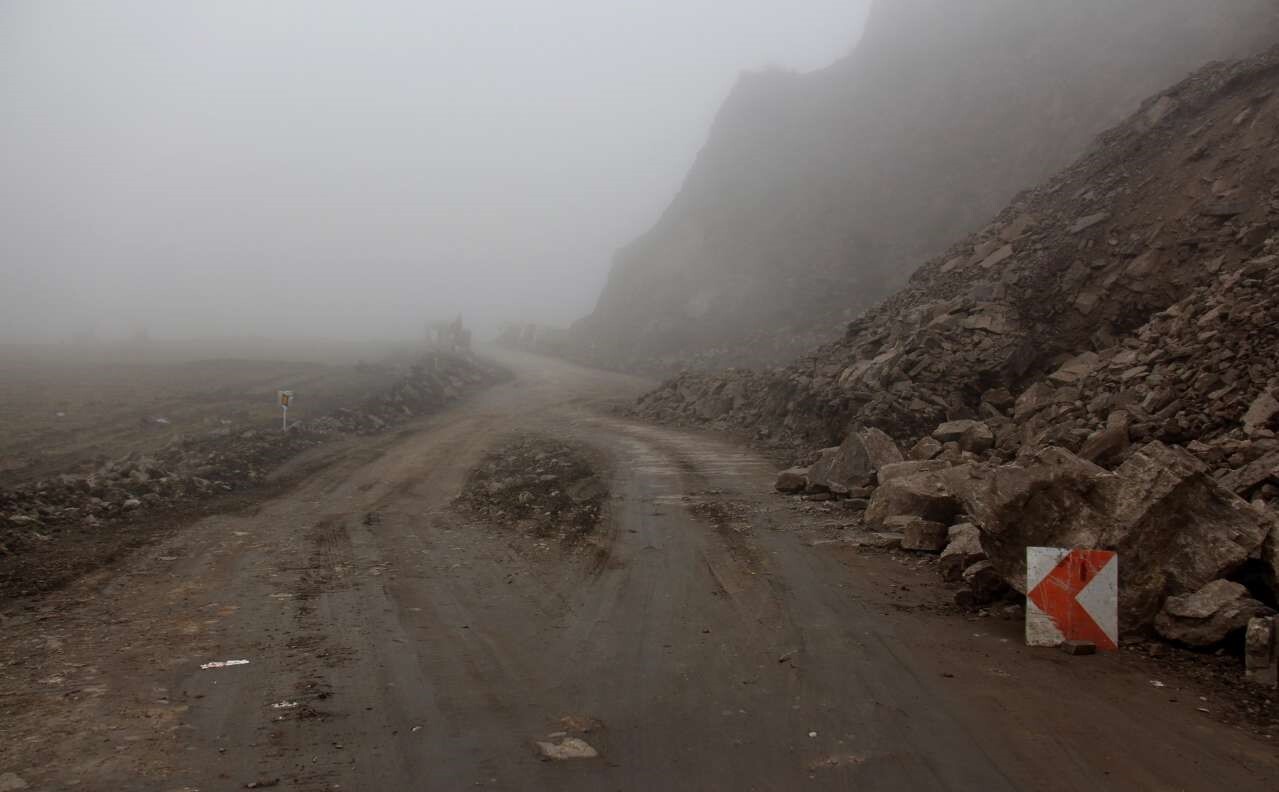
[2,349,1276,791]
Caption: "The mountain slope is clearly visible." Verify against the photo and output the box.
[573,0,1279,370]
[636,44,1279,468]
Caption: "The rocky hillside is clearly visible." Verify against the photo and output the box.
[637,45,1279,667]
[639,46,1279,455]
[571,0,1279,371]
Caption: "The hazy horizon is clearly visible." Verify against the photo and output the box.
[1,1,870,344]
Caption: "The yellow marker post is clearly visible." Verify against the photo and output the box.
[277,390,294,430]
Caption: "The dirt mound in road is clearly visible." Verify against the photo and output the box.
[0,351,507,601]
[457,435,606,544]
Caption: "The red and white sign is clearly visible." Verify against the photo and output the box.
[1026,547,1118,651]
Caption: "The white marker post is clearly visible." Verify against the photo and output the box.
[278,390,294,431]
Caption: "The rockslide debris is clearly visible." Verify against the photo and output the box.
[639,45,1279,673]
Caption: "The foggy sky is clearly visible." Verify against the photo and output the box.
[0,1,868,344]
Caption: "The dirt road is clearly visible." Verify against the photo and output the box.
[2,349,1276,791]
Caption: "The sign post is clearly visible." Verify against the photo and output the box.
[277,390,294,431]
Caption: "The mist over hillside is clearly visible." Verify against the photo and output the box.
[573,0,1279,370]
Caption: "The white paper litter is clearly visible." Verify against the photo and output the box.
[200,659,251,670]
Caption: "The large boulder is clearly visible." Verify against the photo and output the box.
[865,466,964,528]
[955,441,1276,630]
[1155,580,1273,647]
[1105,442,1274,621]
[1220,450,1279,497]
[807,427,904,492]
[952,446,1110,584]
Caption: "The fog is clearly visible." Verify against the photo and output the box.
[0,1,868,345]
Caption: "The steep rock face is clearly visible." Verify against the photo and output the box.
[574,0,1278,370]
[637,45,1279,464]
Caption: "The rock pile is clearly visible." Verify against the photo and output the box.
[638,47,1279,679]
[636,47,1279,455]
[570,0,1279,371]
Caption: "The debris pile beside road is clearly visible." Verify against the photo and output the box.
[0,351,506,597]
[633,46,1279,680]
[457,435,606,543]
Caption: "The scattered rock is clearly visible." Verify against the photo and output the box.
[890,517,949,552]
[535,736,599,761]
[1069,212,1110,234]
[1078,410,1130,465]
[1219,451,1279,497]
[876,459,949,484]
[958,443,1275,628]
[1243,388,1279,436]
[956,560,1009,607]
[1155,579,1274,647]
[910,437,943,460]
[775,467,809,493]
[1245,616,1277,687]
[939,523,986,582]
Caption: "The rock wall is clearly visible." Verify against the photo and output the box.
[651,46,1279,652]
[638,47,1279,469]
[572,0,1279,370]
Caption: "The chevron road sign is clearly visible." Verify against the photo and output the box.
[1026,547,1119,651]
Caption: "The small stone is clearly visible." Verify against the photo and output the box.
[775,467,809,494]
[939,523,986,582]
[891,517,948,552]
[1243,390,1279,436]
[961,561,1009,605]
[1245,616,1277,688]
[1155,579,1273,647]
[1070,212,1110,234]
[536,736,599,761]
[1060,640,1097,656]
[910,437,943,461]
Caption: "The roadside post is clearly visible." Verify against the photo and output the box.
[278,390,294,430]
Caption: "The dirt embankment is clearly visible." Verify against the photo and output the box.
[456,434,607,545]
[0,350,507,600]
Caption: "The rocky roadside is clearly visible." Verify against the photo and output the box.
[632,46,1279,691]
[0,351,508,600]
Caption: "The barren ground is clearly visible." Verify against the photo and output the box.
[0,343,410,487]
[0,348,1275,791]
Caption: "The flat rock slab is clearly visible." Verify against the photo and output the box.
[536,736,599,761]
